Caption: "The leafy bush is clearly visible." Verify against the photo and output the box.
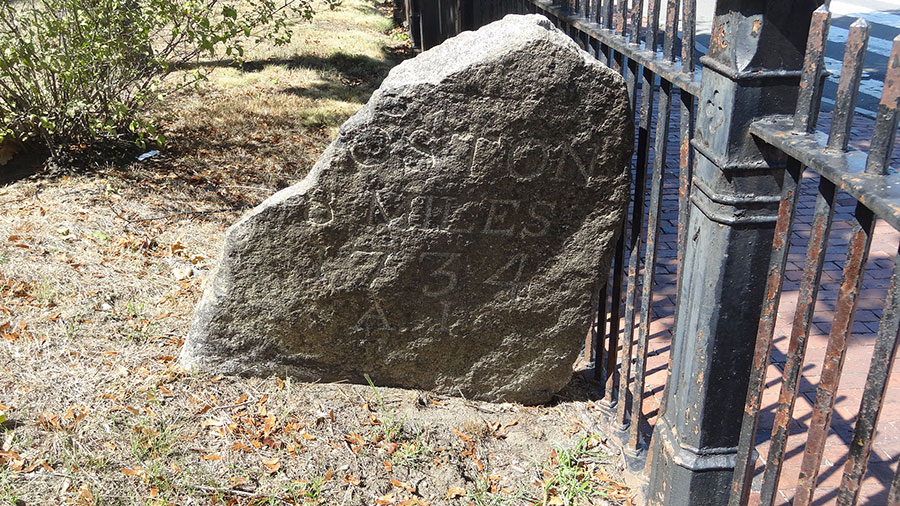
[0,0,325,154]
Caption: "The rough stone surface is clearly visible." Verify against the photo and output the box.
[179,14,632,404]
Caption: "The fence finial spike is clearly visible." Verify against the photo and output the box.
[880,35,900,109]
[850,16,869,28]
[813,3,830,15]
[864,34,899,174]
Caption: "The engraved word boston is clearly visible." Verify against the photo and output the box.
[352,128,608,188]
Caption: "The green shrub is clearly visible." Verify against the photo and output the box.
[0,0,324,154]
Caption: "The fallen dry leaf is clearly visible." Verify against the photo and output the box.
[22,458,53,473]
[375,493,395,505]
[445,487,466,499]
[37,412,61,430]
[263,414,276,437]
[390,478,415,493]
[398,500,431,506]
[452,428,471,443]
[379,440,399,454]
[261,457,280,474]
[0,450,22,465]
[77,483,94,506]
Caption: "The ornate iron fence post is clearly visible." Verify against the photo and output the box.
[645,1,821,504]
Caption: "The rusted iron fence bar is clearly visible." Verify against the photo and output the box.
[660,0,695,420]
[793,204,874,506]
[617,4,644,435]
[630,0,672,453]
[605,0,614,31]
[868,37,900,176]
[563,0,624,403]
[614,0,625,36]
[603,226,625,408]
[611,1,621,70]
[728,7,831,505]
[584,0,610,372]
[601,0,632,413]
[629,0,641,44]
[771,16,869,506]
[837,245,900,505]
[625,0,659,452]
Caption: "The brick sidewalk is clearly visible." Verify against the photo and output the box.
[627,93,900,505]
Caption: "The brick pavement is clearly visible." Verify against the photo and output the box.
[619,91,900,505]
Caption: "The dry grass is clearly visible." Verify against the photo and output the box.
[0,2,631,504]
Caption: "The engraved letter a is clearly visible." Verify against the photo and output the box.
[353,299,392,332]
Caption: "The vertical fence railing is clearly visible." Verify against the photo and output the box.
[417,1,900,505]
[616,0,645,441]
[664,0,694,422]
[602,0,630,415]
[627,0,660,453]
[728,7,833,505]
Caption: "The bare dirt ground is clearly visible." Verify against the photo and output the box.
[0,2,632,504]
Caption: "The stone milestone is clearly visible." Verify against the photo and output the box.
[179,14,633,404]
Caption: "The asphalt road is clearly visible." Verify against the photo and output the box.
[693,0,900,115]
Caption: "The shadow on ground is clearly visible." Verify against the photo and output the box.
[183,45,413,97]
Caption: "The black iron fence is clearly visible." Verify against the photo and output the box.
[415,0,900,505]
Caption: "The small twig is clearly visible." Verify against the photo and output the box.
[335,385,354,403]
[339,482,354,506]
[463,400,502,414]
[106,201,143,233]
[0,195,37,206]
[579,456,616,466]
[127,207,246,223]
[220,185,275,193]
